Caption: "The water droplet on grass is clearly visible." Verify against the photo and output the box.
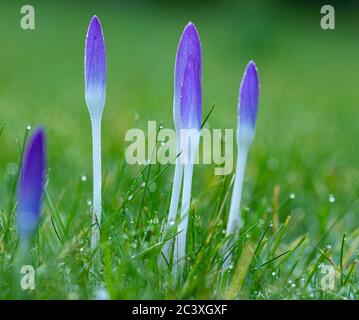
[6,162,18,175]
[95,287,109,300]
[328,194,335,203]
[149,182,157,192]
[81,175,87,182]
[68,292,79,300]
[289,193,296,200]
[267,158,279,170]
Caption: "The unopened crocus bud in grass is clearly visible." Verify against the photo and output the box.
[162,22,202,263]
[84,15,106,249]
[167,22,202,282]
[223,61,259,270]
[17,127,46,247]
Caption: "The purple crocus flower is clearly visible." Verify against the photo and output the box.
[85,15,106,117]
[174,22,202,131]
[162,22,202,265]
[171,22,202,282]
[84,15,106,249]
[223,61,259,270]
[238,61,259,144]
[17,127,46,241]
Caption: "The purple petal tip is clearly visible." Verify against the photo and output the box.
[174,22,202,130]
[17,126,46,240]
[238,60,259,132]
[85,15,106,115]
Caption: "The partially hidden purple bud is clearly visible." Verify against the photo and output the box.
[238,61,259,144]
[85,15,106,118]
[174,22,202,131]
[17,127,46,241]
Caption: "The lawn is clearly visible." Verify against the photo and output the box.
[0,0,358,299]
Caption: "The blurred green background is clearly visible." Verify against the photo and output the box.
[0,0,359,239]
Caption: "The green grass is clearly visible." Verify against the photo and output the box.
[0,0,358,299]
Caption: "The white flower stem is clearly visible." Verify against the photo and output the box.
[90,117,102,249]
[161,153,183,264]
[223,144,249,270]
[173,158,194,282]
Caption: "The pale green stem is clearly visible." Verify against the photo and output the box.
[161,151,184,264]
[223,144,248,270]
[90,117,102,250]
[173,133,197,282]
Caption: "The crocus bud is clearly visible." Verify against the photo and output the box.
[237,61,259,146]
[174,22,202,131]
[17,127,46,242]
[85,15,106,119]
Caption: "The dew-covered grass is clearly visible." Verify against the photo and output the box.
[0,0,358,299]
